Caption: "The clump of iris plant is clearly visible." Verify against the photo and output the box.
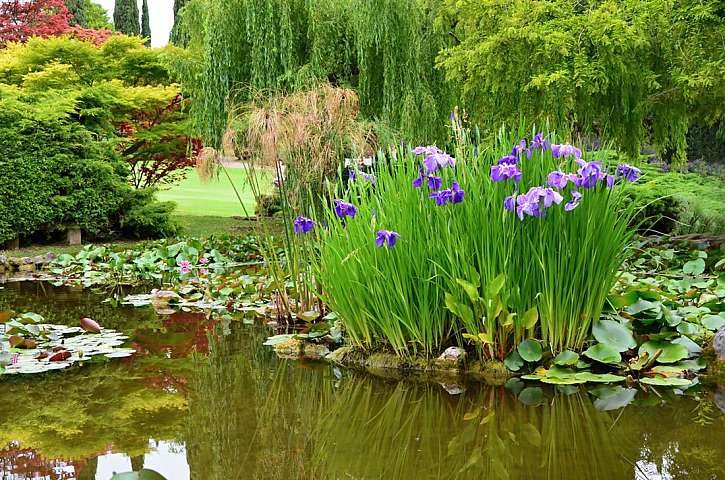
[375,230,400,248]
[294,216,316,234]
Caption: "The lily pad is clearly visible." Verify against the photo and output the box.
[553,350,579,366]
[517,339,542,362]
[701,314,725,331]
[583,343,621,364]
[574,372,626,383]
[640,377,693,387]
[638,340,689,364]
[683,258,705,275]
[592,320,636,352]
[504,351,524,372]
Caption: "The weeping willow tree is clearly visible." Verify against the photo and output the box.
[436,0,725,167]
[177,0,455,148]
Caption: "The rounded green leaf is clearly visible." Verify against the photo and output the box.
[638,340,689,364]
[701,314,725,331]
[683,258,705,275]
[553,350,579,366]
[640,377,693,387]
[574,372,626,383]
[504,351,524,372]
[592,320,636,352]
[583,343,622,364]
[517,339,543,362]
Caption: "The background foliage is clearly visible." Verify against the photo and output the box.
[0,35,193,242]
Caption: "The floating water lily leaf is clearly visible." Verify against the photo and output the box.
[590,386,637,411]
[583,343,621,364]
[671,336,702,355]
[592,320,636,352]
[574,372,626,383]
[518,387,544,406]
[504,351,524,372]
[553,350,579,366]
[682,258,705,275]
[626,299,660,315]
[676,321,702,337]
[674,358,707,371]
[638,340,688,364]
[540,376,585,385]
[640,377,693,387]
[517,339,542,362]
[701,314,725,331]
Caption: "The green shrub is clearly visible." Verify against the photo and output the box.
[0,95,176,243]
[120,190,180,239]
[626,165,725,235]
[315,127,637,358]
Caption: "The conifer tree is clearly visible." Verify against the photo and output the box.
[64,0,87,27]
[113,0,139,35]
[141,0,150,44]
[169,0,188,46]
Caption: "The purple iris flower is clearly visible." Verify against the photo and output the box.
[514,186,563,220]
[423,152,456,172]
[429,189,453,206]
[412,145,443,156]
[497,154,518,165]
[564,191,583,211]
[491,163,522,183]
[334,199,357,219]
[605,174,615,188]
[451,181,465,203]
[531,133,549,151]
[412,166,442,190]
[574,159,604,189]
[551,144,583,159]
[504,194,516,212]
[375,230,400,248]
[293,216,316,234]
[547,170,569,189]
[511,139,527,158]
[617,163,641,182]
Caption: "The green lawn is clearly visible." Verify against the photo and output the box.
[157,168,261,217]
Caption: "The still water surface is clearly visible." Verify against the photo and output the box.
[0,282,723,480]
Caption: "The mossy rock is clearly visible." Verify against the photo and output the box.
[273,338,303,358]
[468,359,510,385]
[325,346,367,368]
[301,342,330,360]
[366,352,405,371]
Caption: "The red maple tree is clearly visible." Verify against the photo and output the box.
[0,0,113,46]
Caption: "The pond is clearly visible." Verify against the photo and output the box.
[0,282,723,480]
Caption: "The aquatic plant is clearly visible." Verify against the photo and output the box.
[317,123,638,358]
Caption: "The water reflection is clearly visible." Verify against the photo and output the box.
[0,283,723,479]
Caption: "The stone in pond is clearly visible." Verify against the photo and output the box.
[434,346,467,370]
[80,317,102,333]
[714,326,725,361]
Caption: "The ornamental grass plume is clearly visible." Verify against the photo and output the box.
[316,123,637,358]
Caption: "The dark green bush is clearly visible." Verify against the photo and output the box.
[119,189,180,239]
[0,96,176,243]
